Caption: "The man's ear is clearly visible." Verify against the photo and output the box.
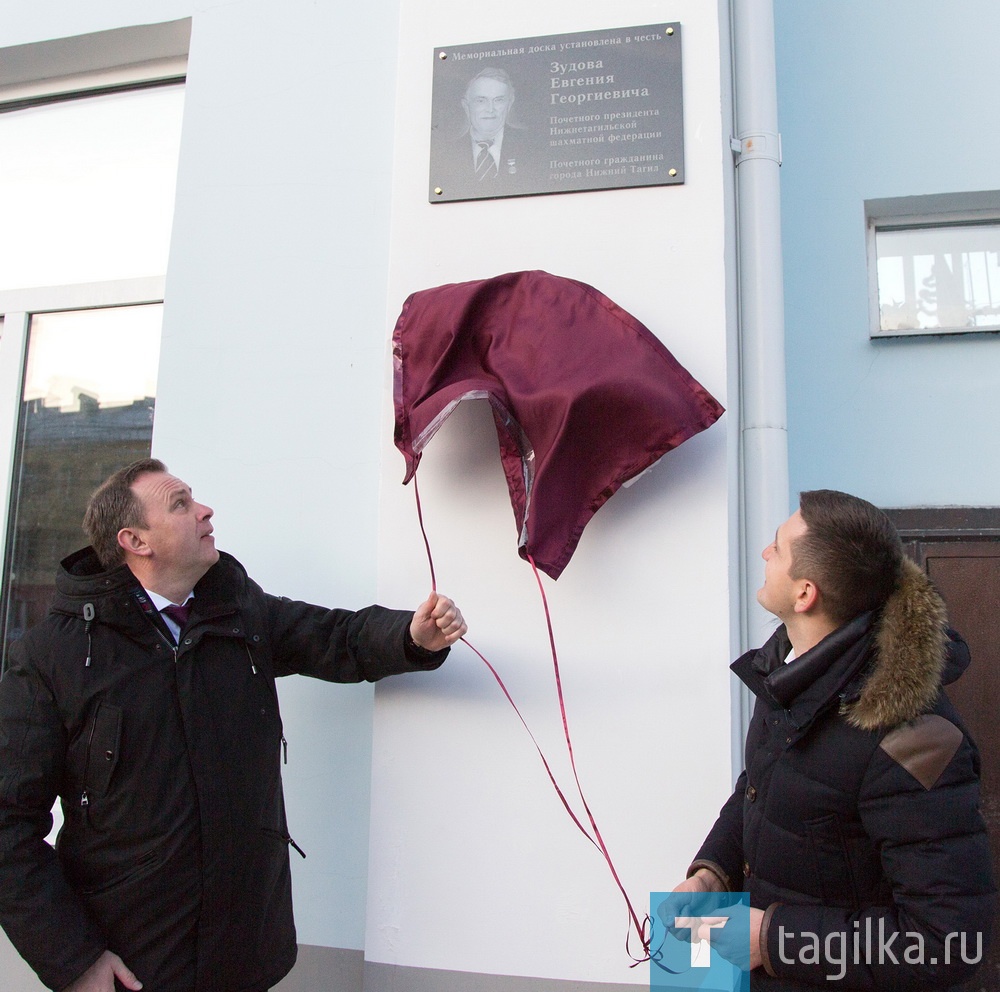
[793,578,820,614]
[117,527,152,558]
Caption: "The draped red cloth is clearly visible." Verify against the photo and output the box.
[392,270,724,579]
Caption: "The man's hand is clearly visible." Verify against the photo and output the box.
[662,868,726,942]
[673,868,723,894]
[64,950,142,992]
[673,905,765,972]
[410,592,467,652]
[664,871,764,972]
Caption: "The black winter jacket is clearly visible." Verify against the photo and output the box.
[692,560,995,990]
[0,548,446,992]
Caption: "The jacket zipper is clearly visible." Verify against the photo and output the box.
[245,641,283,761]
[145,615,180,662]
[80,706,100,807]
[263,827,306,859]
[136,611,281,796]
[83,603,95,668]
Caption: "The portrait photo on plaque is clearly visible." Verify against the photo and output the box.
[428,24,684,203]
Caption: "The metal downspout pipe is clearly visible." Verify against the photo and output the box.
[731,0,789,764]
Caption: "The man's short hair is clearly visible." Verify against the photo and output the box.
[792,489,904,626]
[83,458,167,569]
[464,66,515,99]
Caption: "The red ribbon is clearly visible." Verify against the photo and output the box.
[411,473,651,962]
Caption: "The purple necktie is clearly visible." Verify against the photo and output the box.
[162,602,192,629]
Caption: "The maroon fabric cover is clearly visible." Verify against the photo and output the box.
[392,270,724,579]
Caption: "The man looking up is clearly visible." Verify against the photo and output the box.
[671,490,993,989]
[0,458,467,992]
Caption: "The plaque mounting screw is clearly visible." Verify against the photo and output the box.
[666,27,674,36]
[434,187,443,196]
[438,52,448,60]
[668,168,678,177]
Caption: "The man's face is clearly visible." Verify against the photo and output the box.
[757,509,809,621]
[462,77,513,141]
[128,471,219,584]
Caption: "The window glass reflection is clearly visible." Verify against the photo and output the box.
[876,224,1000,333]
[0,84,184,292]
[2,305,161,660]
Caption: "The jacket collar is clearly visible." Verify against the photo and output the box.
[53,547,246,632]
[733,558,950,733]
[733,614,874,735]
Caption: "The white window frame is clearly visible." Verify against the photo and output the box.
[866,190,1000,339]
[0,20,189,107]
[0,20,188,584]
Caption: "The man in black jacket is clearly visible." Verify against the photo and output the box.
[669,490,994,989]
[0,458,467,992]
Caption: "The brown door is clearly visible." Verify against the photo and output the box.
[891,511,1000,990]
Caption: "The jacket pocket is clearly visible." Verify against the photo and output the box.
[804,812,858,904]
[83,702,123,799]
[79,848,160,897]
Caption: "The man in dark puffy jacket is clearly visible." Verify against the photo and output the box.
[670,489,994,990]
[0,458,467,992]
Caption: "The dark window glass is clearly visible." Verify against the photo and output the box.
[2,305,162,664]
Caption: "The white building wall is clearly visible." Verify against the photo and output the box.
[155,0,406,952]
[369,0,734,986]
[158,0,408,956]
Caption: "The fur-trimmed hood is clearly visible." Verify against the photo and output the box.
[734,557,956,736]
[844,556,949,731]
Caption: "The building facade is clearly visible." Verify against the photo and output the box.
[0,0,995,989]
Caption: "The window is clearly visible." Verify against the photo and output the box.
[867,191,1000,337]
[0,84,185,292]
[2,307,162,650]
[0,27,187,666]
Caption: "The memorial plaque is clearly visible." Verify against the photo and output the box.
[429,24,683,203]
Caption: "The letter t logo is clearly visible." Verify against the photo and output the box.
[673,916,730,967]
